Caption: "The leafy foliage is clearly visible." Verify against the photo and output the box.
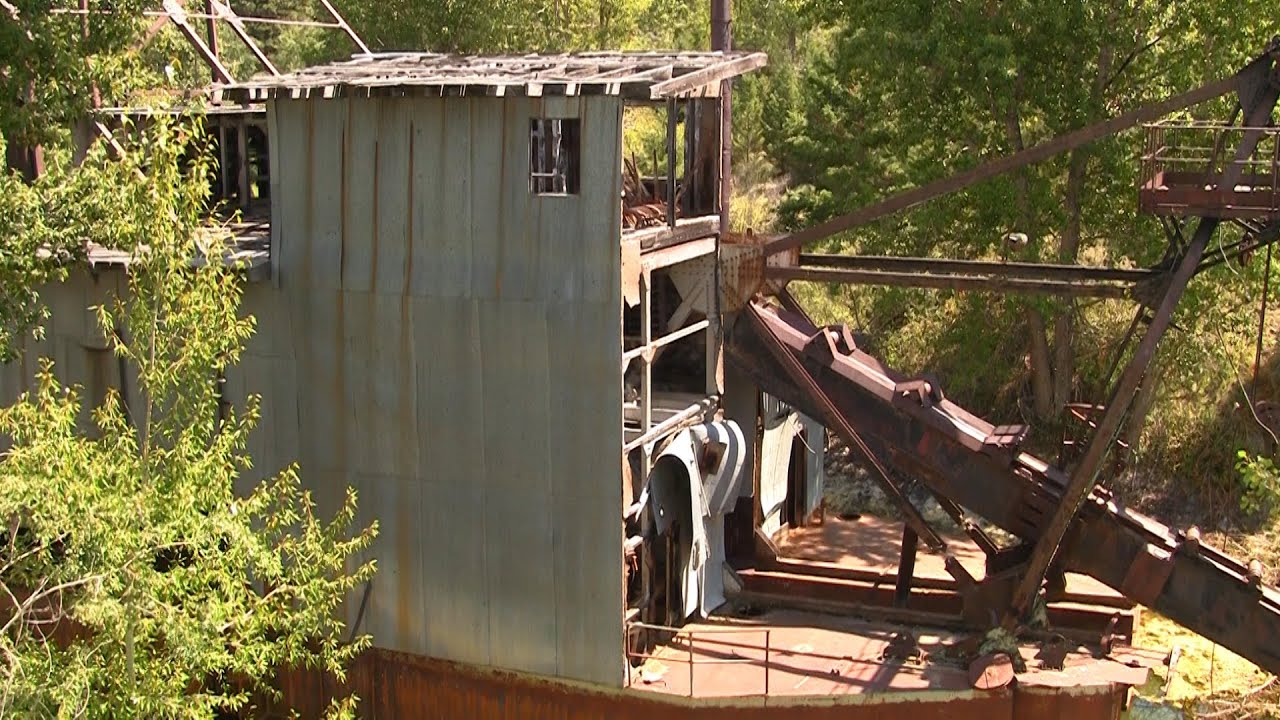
[766,0,1280,496]
[1237,450,1280,518]
[0,119,377,718]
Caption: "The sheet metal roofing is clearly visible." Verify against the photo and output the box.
[220,50,767,101]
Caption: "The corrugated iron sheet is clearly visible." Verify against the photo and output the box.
[252,94,626,685]
[7,93,629,687]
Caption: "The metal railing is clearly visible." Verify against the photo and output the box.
[625,620,772,697]
[1140,121,1280,203]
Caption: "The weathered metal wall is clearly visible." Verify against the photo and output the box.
[239,94,626,685]
[0,270,140,432]
[0,94,627,687]
[272,649,1130,720]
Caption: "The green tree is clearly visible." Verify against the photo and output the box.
[0,118,377,718]
[772,0,1274,451]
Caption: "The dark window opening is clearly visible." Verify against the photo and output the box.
[529,118,580,195]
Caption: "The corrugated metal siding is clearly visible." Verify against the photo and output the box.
[0,270,135,436]
[257,94,625,685]
[0,94,626,687]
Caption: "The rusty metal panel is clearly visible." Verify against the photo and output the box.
[273,649,1131,720]
[1013,685,1125,720]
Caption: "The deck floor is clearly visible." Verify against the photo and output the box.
[630,608,1158,698]
[774,515,1127,605]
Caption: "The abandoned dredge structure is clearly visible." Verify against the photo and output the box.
[5,4,1280,717]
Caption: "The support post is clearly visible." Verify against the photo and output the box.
[688,633,695,698]
[764,630,771,696]
[666,97,677,229]
[203,0,219,83]
[894,524,918,608]
[236,119,250,209]
[711,0,732,234]
[640,270,653,480]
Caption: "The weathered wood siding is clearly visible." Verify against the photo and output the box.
[0,94,626,686]
[254,94,625,685]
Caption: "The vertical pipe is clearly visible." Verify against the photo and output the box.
[764,629,770,696]
[894,524,918,608]
[711,0,732,232]
[710,0,731,404]
[237,119,250,209]
[1254,242,1272,390]
[218,123,231,200]
[688,633,695,698]
[640,271,653,481]
[666,97,677,228]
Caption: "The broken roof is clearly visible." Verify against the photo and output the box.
[219,50,768,102]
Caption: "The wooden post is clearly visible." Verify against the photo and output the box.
[640,270,653,480]
[236,119,250,209]
[666,98,677,229]
[711,0,732,233]
[204,0,220,83]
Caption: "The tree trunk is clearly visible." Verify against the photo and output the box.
[1120,360,1162,463]
[1051,148,1089,412]
[997,84,1057,421]
[1027,308,1055,420]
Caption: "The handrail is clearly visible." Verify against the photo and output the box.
[626,620,775,697]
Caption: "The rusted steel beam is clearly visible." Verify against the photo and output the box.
[797,254,1158,283]
[1003,220,1215,627]
[208,0,280,76]
[727,305,1050,539]
[1005,57,1280,627]
[744,304,947,552]
[1061,498,1280,673]
[764,65,1254,257]
[203,0,218,81]
[162,0,233,84]
[767,266,1135,299]
[317,0,371,54]
[725,302,1280,673]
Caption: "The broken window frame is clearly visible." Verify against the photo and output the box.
[529,117,581,195]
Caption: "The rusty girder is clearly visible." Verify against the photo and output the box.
[725,300,1280,673]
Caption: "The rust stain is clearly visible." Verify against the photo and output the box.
[404,117,414,293]
[370,131,380,291]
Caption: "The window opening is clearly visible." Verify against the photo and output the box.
[529,118,580,195]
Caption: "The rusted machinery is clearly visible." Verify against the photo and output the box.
[726,38,1280,672]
